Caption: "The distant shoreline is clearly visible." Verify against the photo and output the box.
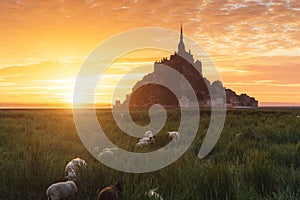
[0,106,299,110]
[259,102,300,107]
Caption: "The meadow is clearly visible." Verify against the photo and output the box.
[0,108,300,199]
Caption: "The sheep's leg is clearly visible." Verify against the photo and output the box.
[49,195,59,200]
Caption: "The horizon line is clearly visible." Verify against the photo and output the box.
[0,102,300,109]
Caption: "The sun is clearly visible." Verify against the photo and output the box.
[60,92,74,107]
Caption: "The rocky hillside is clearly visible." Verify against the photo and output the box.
[120,53,258,108]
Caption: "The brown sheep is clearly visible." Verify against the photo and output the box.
[97,180,124,200]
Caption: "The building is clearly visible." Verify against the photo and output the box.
[154,22,202,76]
[114,23,258,109]
[178,96,190,108]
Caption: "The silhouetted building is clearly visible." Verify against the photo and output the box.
[115,23,258,109]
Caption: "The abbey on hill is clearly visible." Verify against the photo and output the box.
[115,24,258,109]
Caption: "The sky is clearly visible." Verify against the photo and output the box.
[0,0,299,107]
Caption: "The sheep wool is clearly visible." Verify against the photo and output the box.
[46,181,77,200]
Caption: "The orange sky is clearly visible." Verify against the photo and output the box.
[0,0,299,107]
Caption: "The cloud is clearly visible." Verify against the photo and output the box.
[0,0,299,105]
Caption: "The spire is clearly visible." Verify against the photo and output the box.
[180,21,183,42]
[178,21,186,55]
[180,21,183,37]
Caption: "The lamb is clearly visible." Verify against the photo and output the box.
[167,131,180,143]
[136,136,155,147]
[46,181,77,200]
[65,158,87,181]
[97,180,125,200]
[145,188,164,200]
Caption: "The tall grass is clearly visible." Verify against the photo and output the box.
[0,108,299,199]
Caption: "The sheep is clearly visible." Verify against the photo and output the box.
[167,131,180,143]
[297,115,300,118]
[46,181,77,200]
[145,188,164,200]
[98,150,114,159]
[94,146,100,154]
[136,136,155,147]
[98,148,118,159]
[65,158,87,181]
[102,147,118,152]
[145,130,154,138]
[234,133,242,139]
[97,180,125,200]
[135,130,155,147]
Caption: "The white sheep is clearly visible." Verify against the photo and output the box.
[145,188,164,200]
[167,131,180,143]
[297,115,300,118]
[46,181,77,200]
[145,130,154,138]
[136,136,155,147]
[98,151,114,160]
[102,147,118,152]
[97,147,118,159]
[65,158,87,181]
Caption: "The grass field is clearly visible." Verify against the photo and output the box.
[0,108,300,199]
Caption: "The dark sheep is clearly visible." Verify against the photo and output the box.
[97,180,125,200]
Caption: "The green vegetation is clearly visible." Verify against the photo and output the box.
[0,108,300,199]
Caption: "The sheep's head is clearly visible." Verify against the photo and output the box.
[66,158,87,182]
[148,136,155,144]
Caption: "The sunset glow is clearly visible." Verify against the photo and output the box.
[0,0,299,107]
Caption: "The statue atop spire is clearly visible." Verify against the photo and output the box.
[178,21,186,55]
